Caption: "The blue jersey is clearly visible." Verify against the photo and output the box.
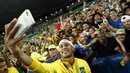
[108,18,124,29]
[75,44,92,57]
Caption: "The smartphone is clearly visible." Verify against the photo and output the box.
[14,9,35,38]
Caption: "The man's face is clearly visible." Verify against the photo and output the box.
[97,6,104,13]
[95,14,102,23]
[116,34,126,42]
[69,14,75,20]
[123,20,130,30]
[87,10,93,17]
[99,23,108,31]
[72,28,78,36]
[97,32,106,43]
[0,61,8,73]
[75,14,82,20]
[79,35,88,45]
[83,24,90,31]
[125,8,130,15]
[89,28,95,35]
[102,9,110,18]
[87,11,93,20]
[110,11,118,20]
[59,42,74,58]
[48,48,58,59]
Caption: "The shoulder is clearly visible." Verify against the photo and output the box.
[74,58,90,69]
[52,59,62,64]
[75,58,87,63]
[8,67,19,73]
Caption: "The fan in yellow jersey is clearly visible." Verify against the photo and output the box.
[0,52,19,73]
[4,19,91,73]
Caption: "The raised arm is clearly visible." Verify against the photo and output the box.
[5,18,33,66]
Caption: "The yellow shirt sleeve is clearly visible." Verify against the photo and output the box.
[26,58,91,73]
[8,67,19,73]
[27,59,54,73]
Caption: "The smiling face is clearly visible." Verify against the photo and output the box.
[94,14,102,23]
[97,5,104,13]
[123,20,130,30]
[69,14,75,20]
[79,34,88,45]
[110,11,118,20]
[75,14,82,20]
[125,8,130,15]
[59,42,74,58]
[89,28,95,35]
[72,28,78,36]
[0,60,8,73]
[97,30,106,43]
[48,48,59,59]
[83,24,90,31]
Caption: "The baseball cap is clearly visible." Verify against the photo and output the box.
[48,44,56,50]
[116,29,126,35]
[121,15,130,22]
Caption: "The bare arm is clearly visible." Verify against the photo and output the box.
[115,38,126,53]
[103,17,117,32]
[108,24,117,32]
[87,38,98,47]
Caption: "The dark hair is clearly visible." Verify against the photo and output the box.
[75,11,81,15]
[110,9,117,13]
[68,11,74,17]
[124,6,130,14]
[68,34,77,44]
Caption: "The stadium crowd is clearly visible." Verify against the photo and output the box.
[1,0,130,73]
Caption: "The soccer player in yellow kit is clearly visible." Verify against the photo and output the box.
[4,18,91,73]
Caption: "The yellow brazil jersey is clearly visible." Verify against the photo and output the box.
[8,67,19,73]
[47,37,53,41]
[27,58,91,73]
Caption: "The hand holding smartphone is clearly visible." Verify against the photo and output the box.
[13,9,35,38]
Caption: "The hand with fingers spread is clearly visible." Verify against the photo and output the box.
[4,18,33,66]
[5,19,25,54]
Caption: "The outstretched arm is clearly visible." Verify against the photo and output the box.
[5,18,33,66]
